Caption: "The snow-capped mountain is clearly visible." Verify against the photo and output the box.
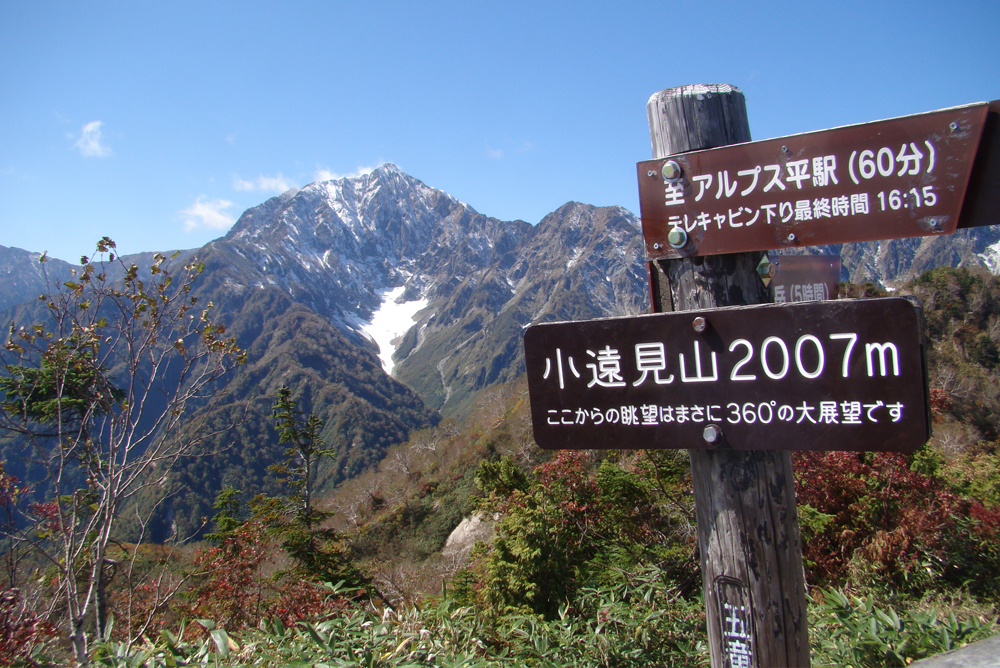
[2,164,997,537]
[196,164,649,415]
[832,227,1000,285]
[198,164,1000,416]
[0,166,651,536]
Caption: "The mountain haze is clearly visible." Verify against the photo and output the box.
[0,245,74,313]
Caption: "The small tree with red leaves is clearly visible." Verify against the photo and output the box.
[184,520,274,631]
[181,518,348,632]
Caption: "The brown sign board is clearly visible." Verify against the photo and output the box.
[523,297,929,452]
[958,100,1000,229]
[637,102,996,259]
[770,254,840,303]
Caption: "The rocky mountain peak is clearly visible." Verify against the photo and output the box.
[191,168,651,415]
[3,166,999,538]
[8,166,995,419]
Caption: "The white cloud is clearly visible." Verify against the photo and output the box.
[181,197,236,232]
[313,164,378,182]
[73,121,112,158]
[232,173,296,193]
[485,142,504,159]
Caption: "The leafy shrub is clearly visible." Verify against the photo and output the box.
[793,450,1000,595]
[87,577,710,668]
[76,576,999,668]
[182,520,278,631]
[810,588,997,667]
[471,451,697,619]
[0,588,59,666]
[936,439,1000,508]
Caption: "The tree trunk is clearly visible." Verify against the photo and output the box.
[646,84,811,668]
[70,612,89,666]
[95,554,108,642]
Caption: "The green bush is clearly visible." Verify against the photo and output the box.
[810,588,997,667]
[77,577,998,668]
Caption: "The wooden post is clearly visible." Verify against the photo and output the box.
[646,85,811,668]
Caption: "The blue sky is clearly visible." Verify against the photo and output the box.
[2,0,997,263]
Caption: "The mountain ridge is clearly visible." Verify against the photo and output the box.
[2,164,999,537]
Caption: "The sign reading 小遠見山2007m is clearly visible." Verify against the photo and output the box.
[637,101,999,259]
[523,297,929,452]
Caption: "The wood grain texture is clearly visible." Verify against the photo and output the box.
[646,84,810,668]
[646,84,752,159]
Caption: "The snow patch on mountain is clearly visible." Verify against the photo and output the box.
[566,248,583,270]
[980,240,1000,275]
[361,286,429,375]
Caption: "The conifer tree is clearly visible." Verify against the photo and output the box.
[266,387,390,606]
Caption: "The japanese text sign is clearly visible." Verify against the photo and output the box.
[770,254,841,303]
[637,103,993,259]
[523,298,929,452]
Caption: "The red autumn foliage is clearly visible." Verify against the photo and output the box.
[536,451,600,528]
[180,520,275,631]
[0,588,58,665]
[0,463,24,509]
[28,501,60,534]
[928,388,953,420]
[793,450,1000,593]
[180,520,348,633]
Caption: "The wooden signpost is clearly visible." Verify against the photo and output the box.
[644,84,807,668]
[523,84,998,667]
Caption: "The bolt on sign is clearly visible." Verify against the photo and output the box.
[523,297,929,452]
[637,101,1000,259]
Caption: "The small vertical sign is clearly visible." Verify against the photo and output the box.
[715,576,755,668]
